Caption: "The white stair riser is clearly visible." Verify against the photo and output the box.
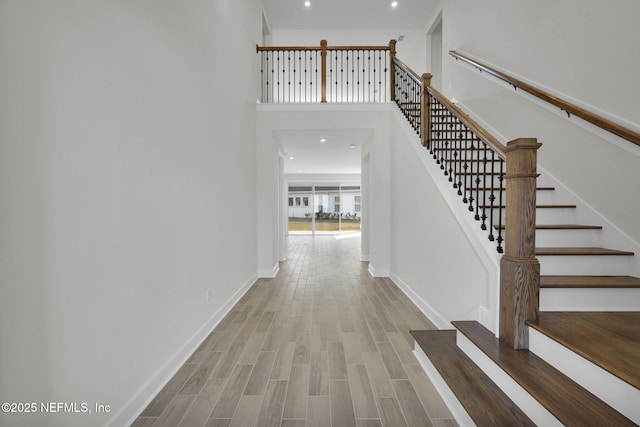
[535,208,578,224]
[529,328,640,424]
[540,287,640,311]
[539,255,635,276]
[535,228,602,247]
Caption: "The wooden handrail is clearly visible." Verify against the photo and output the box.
[427,84,507,158]
[393,57,422,82]
[257,45,391,52]
[449,50,640,148]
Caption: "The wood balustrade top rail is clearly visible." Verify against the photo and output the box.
[257,44,392,52]
[393,57,422,82]
[449,50,640,148]
[427,84,507,157]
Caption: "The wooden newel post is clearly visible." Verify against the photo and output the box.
[421,73,432,148]
[389,39,397,101]
[320,40,327,103]
[500,138,542,349]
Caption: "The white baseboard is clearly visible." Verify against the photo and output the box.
[258,263,280,278]
[390,272,452,330]
[367,263,389,278]
[106,272,258,427]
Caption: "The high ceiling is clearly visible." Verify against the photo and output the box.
[264,0,436,176]
[264,0,437,30]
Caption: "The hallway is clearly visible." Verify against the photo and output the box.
[132,235,456,427]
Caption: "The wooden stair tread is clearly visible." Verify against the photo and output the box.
[453,321,635,426]
[527,312,640,389]
[496,224,603,230]
[536,247,634,256]
[467,186,554,191]
[478,204,577,209]
[541,275,640,288]
[410,329,535,426]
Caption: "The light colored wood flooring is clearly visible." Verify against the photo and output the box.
[133,234,456,427]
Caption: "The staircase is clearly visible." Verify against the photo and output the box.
[390,54,640,426]
[410,167,640,425]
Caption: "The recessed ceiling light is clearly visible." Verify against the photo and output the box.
[320,138,327,142]
[349,144,357,149]
[304,1,311,7]
[289,156,295,160]
[391,1,398,7]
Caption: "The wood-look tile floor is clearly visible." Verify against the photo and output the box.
[133,234,457,427]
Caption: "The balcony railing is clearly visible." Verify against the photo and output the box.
[257,40,396,103]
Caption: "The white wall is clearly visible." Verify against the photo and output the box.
[0,1,261,426]
[408,0,640,243]
[389,112,489,325]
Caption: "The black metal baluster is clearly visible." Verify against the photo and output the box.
[452,128,460,191]
[416,78,421,132]
[467,135,475,212]
[350,51,354,102]
[462,127,469,204]
[287,51,291,102]
[356,50,361,102]
[488,150,496,242]
[474,136,482,217]
[368,50,371,102]
[448,122,455,182]
[480,143,488,230]
[496,160,505,253]
[340,51,344,102]
[314,51,318,102]
[457,128,464,195]
[384,53,388,102]
[276,51,281,102]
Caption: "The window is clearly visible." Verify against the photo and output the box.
[295,197,301,206]
[334,196,340,213]
[288,197,294,207]
[303,197,309,207]
[355,195,361,213]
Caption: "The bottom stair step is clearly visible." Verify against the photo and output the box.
[453,320,635,426]
[527,312,640,389]
[410,329,535,426]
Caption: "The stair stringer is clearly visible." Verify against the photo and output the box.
[391,105,502,335]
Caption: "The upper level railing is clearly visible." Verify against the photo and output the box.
[257,40,396,103]
[449,50,640,148]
